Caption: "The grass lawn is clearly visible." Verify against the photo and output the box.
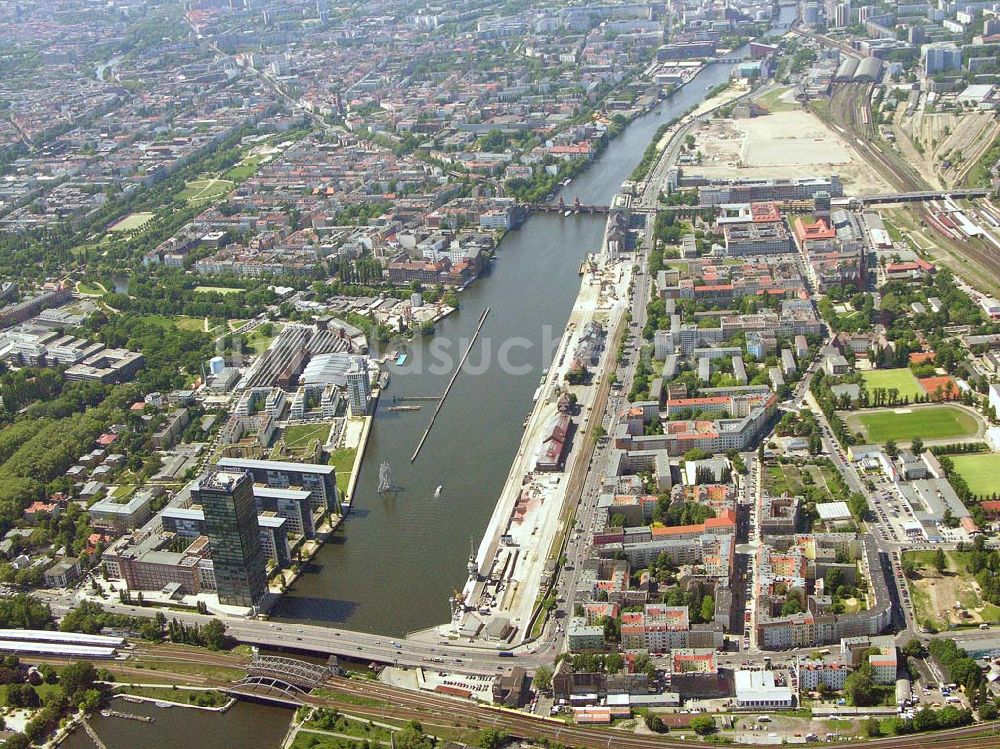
[141,314,206,332]
[950,453,1000,497]
[224,154,267,182]
[114,685,229,707]
[0,682,63,705]
[756,85,798,112]
[284,423,332,449]
[109,212,155,232]
[310,688,387,709]
[179,177,234,204]
[840,597,864,613]
[112,484,136,500]
[174,316,207,332]
[860,368,924,399]
[245,323,280,354]
[765,462,843,503]
[328,447,358,494]
[76,280,106,296]
[847,405,979,443]
[304,711,393,742]
[194,285,242,295]
[824,719,854,731]
[765,463,801,496]
[128,658,246,682]
[291,734,370,749]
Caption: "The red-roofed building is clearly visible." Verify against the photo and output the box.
[750,201,782,222]
[573,707,613,724]
[671,648,718,674]
[881,259,935,284]
[96,433,119,448]
[549,144,594,160]
[664,395,731,417]
[86,532,109,554]
[960,516,981,535]
[536,413,571,471]
[793,217,837,246]
[24,501,61,524]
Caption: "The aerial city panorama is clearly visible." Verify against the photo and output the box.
[4,0,1000,746]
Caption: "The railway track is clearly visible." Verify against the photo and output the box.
[812,64,1000,288]
[309,676,1000,749]
[30,646,1000,749]
[825,83,925,193]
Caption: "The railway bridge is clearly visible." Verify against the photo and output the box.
[229,654,337,704]
[849,188,991,205]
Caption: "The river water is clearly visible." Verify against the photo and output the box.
[270,54,770,637]
[66,10,796,748]
[60,699,292,749]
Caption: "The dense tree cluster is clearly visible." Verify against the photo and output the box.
[89,314,213,392]
[928,638,984,699]
[653,499,716,527]
[0,368,66,416]
[881,706,973,736]
[0,594,52,630]
[0,385,134,533]
[809,369,856,448]
[105,273,278,321]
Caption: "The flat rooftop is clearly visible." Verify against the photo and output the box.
[218,457,334,475]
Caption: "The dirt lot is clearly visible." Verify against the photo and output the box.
[689,109,893,194]
[905,550,1000,630]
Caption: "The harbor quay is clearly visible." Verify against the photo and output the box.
[433,214,636,647]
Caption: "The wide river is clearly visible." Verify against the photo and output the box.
[268,30,796,636]
[70,9,797,746]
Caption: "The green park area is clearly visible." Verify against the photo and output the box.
[845,405,980,443]
[244,322,280,354]
[142,314,207,333]
[328,447,357,494]
[76,280,107,296]
[194,285,242,294]
[860,368,923,400]
[755,85,797,112]
[108,211,155,233]
[0,682,63,705]
[114,685,230,707]
[764,461,846,504]
[283,423,332,451]
[224,152,270,182]
[950,452,1000,497]
[178,177,234,204]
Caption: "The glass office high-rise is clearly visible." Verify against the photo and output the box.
[198,467,268,608]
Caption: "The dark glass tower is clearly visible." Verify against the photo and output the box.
[199,467,267,608]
